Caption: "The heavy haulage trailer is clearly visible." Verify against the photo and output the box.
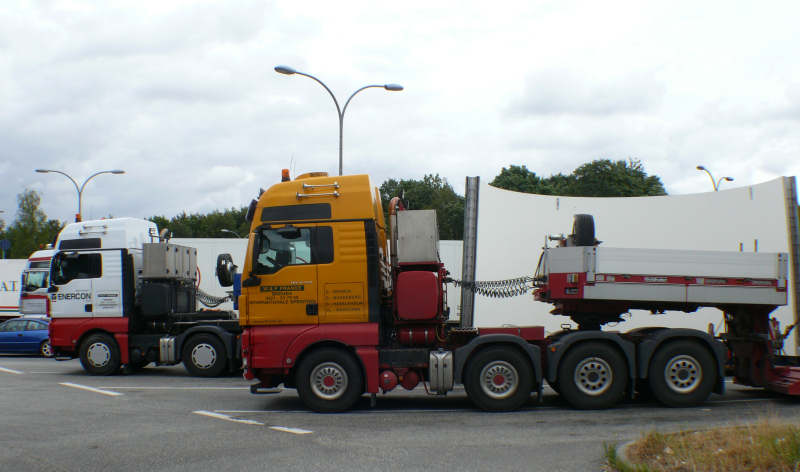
[234,171,795,412]
[47,218,241,376]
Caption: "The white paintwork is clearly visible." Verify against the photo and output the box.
[0,259,26,316]
[474,177,798,353]
[57,218,156,251]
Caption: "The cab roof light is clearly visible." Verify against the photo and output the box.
[281,169,291,182]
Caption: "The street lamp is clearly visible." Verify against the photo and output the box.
[274,65,403,176]
[35,169,126,222]
[220,229,243,238]
[696,165,734,192]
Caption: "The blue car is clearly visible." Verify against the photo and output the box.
[0,318,52,357]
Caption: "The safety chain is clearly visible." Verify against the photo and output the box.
[196,289,231,308]
[446,276,534,299]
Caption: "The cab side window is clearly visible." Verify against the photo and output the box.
[52,253,102,284]
[253,226,333,274]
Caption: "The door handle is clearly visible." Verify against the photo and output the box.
[85,304,93,312]
[306,303,318,316]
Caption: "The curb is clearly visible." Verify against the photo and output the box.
[613,439,638,469]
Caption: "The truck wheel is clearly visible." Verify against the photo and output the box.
[557,342,627,409]
[182,334,227,377]
[296,348,363,412]
[464,347,533,411]
[79,333,121,375]
[40,340,54,358]
[648,340,715,407]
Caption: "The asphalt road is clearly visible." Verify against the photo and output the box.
[1,356,799,472]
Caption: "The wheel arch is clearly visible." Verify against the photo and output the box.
[287,341,366,390]
[636,328,726,394]
[546,332,635,388]
[454,334,542,391]
[176,326,239,369]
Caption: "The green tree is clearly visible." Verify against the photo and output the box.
[148,207,249,239]
[491,159,666,197]
[380,174,464,240]
[1,189,64,258]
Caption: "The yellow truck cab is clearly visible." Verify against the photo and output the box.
[239,172,389,327]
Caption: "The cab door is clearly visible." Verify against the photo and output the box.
[243,224,319,326]
[49,251,100,318]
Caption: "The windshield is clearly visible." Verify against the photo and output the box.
[23,270,49,290]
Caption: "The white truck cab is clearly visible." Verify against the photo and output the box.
[49,218,157,319]
[19,248,56,316]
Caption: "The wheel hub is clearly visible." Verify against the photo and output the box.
[479,361,519,400]
[191,343,217,369]
[574,357,612,396]
[664,354,701,393]
[310,362,348,400]
[87,342,111,367]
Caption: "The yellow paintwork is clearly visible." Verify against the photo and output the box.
[240,173,389,327]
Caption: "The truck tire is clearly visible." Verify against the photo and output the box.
[296,348,363,412]
[557,342,627,409]
[79,333,121,375]
[648,340,715,407]
[40,340,54,358]
[464,347,533,411]
[571,214,595,246]
[182,334,227,377]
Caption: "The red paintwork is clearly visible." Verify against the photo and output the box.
[380,370,398,391]
[767,366,800,395]
[245,323,381,393]
[397,326,438,346]
[395,271,439,320]
[49,317,130,363]
[477,326,545,341]
[539,272,587,300]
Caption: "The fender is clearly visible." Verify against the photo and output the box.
[545,331,636,387]
[453,334,542,391]
[285,323,380,393]
[635,328,727,394]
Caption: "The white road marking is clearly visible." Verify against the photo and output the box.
[0,366,24,374]
[193,410,264,425]
[101,386,248,390]
[194,411,313,434]
[59,382,123,397]
[269,426,313,435]
[30,371,60,374]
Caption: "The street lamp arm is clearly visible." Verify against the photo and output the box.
[696,166,718,191]
[42,170,81,195]
[80,170,117,194]
[341,85,384,117]
[294,71,342,117]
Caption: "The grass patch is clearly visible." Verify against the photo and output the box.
[606,420,800,471]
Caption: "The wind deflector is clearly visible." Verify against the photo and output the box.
[59,238,101,250]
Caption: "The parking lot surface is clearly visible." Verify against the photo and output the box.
[2,356,799,471]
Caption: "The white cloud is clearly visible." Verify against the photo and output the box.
[0,0,798,227]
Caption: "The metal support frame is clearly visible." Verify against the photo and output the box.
[460,177,480,328]
[783,177,800,354]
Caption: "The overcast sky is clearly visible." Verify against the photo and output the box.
[1,0,799,225]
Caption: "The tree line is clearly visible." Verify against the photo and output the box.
[0,159,666,257]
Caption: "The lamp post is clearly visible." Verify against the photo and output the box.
[696,165,734,192]
[220,229,243,238]
[274,65,403,176]
[35,169,126,222]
